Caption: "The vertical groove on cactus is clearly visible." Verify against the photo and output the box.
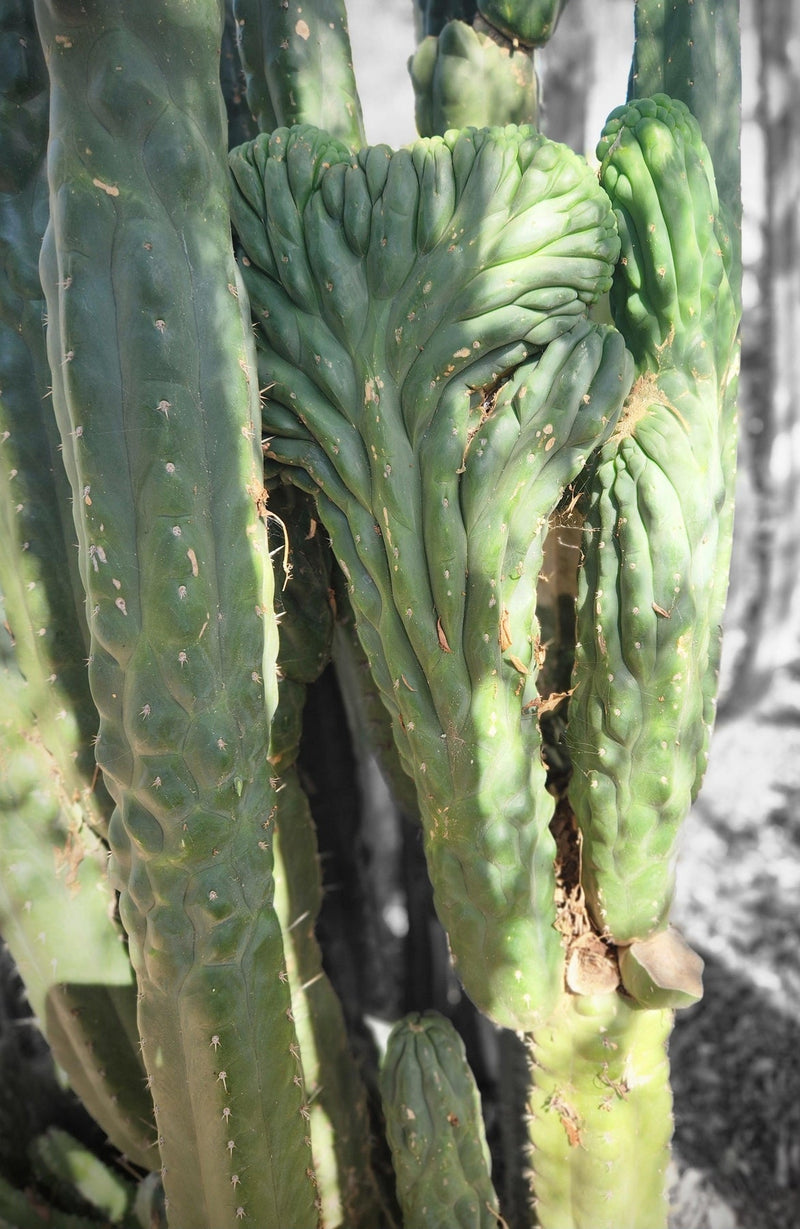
[32,2,318,1224]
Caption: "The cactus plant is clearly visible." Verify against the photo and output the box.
[379,1012,501,1228]
[409,20,538,137]
[230,121,632,1034]
[31,1,319,1224]
[567,95,740,947]
[0,0,741,1226]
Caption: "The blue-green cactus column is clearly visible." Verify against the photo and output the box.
[33,1,318,1224]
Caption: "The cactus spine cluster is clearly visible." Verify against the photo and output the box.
[0,0,741,1225]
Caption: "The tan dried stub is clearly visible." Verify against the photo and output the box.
[551,797,621,995]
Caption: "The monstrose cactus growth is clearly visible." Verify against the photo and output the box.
[0,0,741,1226]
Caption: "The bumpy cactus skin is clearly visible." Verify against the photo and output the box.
[380,1013,501,1229]
[629,0,743,260]
[33,2,318,1224]
[527,993,673,1229]
[477,0,570,46]
[410,21,537,137]
[234,0,365,148]
[567,96,740,944]
[230,123,632,1031]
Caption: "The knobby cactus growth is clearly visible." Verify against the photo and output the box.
[0,0,741,1227]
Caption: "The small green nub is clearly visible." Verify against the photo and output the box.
[380,1013,502,1229]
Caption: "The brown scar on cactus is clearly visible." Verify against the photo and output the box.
[551,796,620,997]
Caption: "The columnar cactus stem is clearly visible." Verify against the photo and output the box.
[526,993,673,1229]
[33,2,317,1224]
[567,96,740,947]
[380,1012,502,1229]
[409,20,538,137]
[233,0,365,148]
[629,0,743,269]
[0,0,153,1168]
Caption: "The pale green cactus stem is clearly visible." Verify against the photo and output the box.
[567,96,740,952]
[526,993,673,1229]
[33,1,318,1224]
[628,0,742,790]
[409,19,538,137]
[28,1127,139,1226]
[230,122,632,1032]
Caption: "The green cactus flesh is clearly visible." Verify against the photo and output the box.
[29,1127,137,1225]
[628,0,743,270]
[233,0,365,148]
[566,96,740,944]
[477,0,570,47]
[0,2,154,1168]
[417,0,479,39]
[33,2,318,1224]
[230,123,632,1031]
[410,21,537,138]
[267,484,382,1228]
[380,1012,501,1228]
[527,992,673,1229]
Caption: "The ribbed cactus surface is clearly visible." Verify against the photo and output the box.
[234,0,365,148]
[0,0,154,1168]
[567,96,740,945]
[380,1012,501,1228]
[230,122,632,1031]
[33,2,317,1224]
